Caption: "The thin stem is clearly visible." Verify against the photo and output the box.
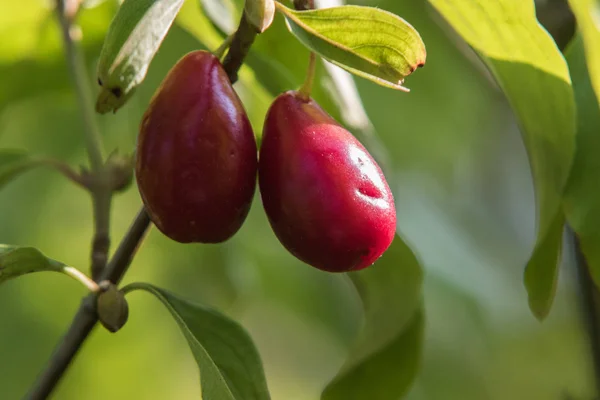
[213,34,235,60]
[26,21,258,394]
[56,0,104,172]
[570,228,600,395]
[103,208,151,284]
[26,208,151,400]
[297,52,317,101]
[90,192,112,280]
[291,0,316,102]
[62,267,100,293]
[36,159,87,188]
[120,281,146,295]
[56,0,113,281]
[222,12,258,83]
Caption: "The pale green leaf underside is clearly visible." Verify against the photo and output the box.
[564,35,600,288]
[125,283,270,400]
[321,236,424,399]
[428,0,575,319]
[322,307,424,400]
[96,0,185,113]
[0,245,65,285]
[277,4,426,90]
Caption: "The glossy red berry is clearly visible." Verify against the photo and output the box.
[259,91,396,272]
[136,51,257,243]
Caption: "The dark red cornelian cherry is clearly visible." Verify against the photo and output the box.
[136,50,257,243]
[259,91,396,272]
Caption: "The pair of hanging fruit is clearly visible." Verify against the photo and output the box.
[135,50,396,273]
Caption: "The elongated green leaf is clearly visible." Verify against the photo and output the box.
[322,307,424,400]
[568,0,600,105]
[124,283,270,400]
[428,0,575,319]
[275,4,426,91]
[96,0,185,113]
[564,34,600,286]
[523,212,564,319]
[0,245,64,285]
[322,237,423,399]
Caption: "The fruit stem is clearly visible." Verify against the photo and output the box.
[213,34,235,60]
[298,52,317,102]
[222,12,258,83]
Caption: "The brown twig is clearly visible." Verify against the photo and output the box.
[26,1,259,397]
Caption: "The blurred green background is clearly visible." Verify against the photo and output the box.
[0,0,595,399]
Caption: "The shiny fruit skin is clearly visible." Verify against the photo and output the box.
[136,51,257,243]
[259,91,396,272]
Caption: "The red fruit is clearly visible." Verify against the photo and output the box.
[136,51,257,243]
[259,91,396,272]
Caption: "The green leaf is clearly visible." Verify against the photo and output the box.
[0,245,64,285]
[568,0,600,105]
[275,4,426,91]
[322,307,424,400]
[124,283,271,400]
[564,34,600,286]
[95,0,185,113]
[523,212,564,319]
[427,0,575,320]
[322,237,423,399]
[0,150,36,190]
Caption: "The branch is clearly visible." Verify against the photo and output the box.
[26,208,151,400]
[56,0,104,172]
[26,4,259,397]
[55,0,113,281]
[222,13,257,83]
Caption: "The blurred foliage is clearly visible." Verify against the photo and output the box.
[0,0,596,399]
[428,0,576,320]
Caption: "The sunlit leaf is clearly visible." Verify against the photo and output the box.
[427,0,575,319]
[124,283,271,400]
[568,0,600,106]
[0,245,64,285]
[95,0,185,113]
[564,34,600,287]
[275,4,426,91]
